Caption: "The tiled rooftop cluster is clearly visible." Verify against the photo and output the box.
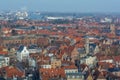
[0,13,120,80]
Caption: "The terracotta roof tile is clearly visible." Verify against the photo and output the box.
[40,68,66,80]
[4,66,24,78]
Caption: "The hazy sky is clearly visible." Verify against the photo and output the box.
[0,0,119,13]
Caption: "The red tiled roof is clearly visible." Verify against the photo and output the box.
[98,62,115,69]
[113,56,120,62]
[5,66,24,78]
[0,51,8,55]
[63,65,77,69]
[40,68,65,80]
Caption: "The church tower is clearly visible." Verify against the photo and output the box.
[85,38,89,54]
[110,24,115,35]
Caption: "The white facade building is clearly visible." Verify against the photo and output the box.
[81,56,97,67]
[0,56,10,68]
[17,45,29,61]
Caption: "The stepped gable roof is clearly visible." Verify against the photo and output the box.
[17,45,25,52]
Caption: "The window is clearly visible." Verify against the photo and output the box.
[67,75,70,78]
[24,50,26,53]
[72,76,75,78]
[19,41,21,43]
[76,76,80,78]
[15,41,17,43]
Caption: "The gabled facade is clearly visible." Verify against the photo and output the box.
[80,56,97,68]
[17,45,29,61]
[64,66,84,80]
